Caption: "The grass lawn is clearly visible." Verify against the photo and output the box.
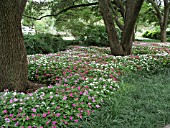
[77,68,170,128]
[0,42,169,127]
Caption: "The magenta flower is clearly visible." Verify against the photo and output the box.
[70,116,73,120]
[78,86,81,90]
[10,99,13,103]
[63,96,67,100]
[48,85,53,88]
[56,106,60,109]
[28,126,32,128]
[74,119,79,122]
[15,121,19,126]
[79,92,83,95]
[9,114,13,117]
[69,93,73,97]
[12,118,17,121]
[32,108,36,113]
[52,121,57,124]
[72,104,76,107]
[32,114,36,117]
[42,113,47,117]
[3,110,7,114]
[56,113,60,117]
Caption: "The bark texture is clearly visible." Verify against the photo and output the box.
[0,0,28,92]
[98,0,124,55]
[148,0,170,42]
[98,0,144,56]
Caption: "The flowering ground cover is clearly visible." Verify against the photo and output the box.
[0,42,169,127]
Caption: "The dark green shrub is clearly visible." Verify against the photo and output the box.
[24,33,67,55]
[79,25,109,47]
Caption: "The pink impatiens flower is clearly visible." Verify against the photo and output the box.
[32,108,36,113]
[63,96,67,100]
[78,86,81,90]
[3,110,7,114]
[56,113,61,117]
[70,93,73,97]
[42,113,47,117]
[52,121,57,124]
[74,119,79,122]
[70,116,73,120]
[72,104,76,107]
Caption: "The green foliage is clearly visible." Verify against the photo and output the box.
[24,34,67,55]
[79,25,109,47]
[77,68,170,128]
[142,30,160,39]
[143,30,170,40]
[0,43,169,127]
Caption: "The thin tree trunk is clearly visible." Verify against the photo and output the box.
[160,0,170,42]
[160,26,167,42]
[0,1,28,92]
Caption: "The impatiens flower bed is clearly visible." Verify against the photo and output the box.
[0,42,169,127]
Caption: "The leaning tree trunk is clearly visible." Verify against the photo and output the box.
[98,0,124,56]
[0,0,28,92]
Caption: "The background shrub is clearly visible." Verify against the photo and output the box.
[24,33,68,55]
[79,25,109,47]
[142,30,170,40]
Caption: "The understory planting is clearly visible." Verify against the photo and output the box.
[0,42,169,127]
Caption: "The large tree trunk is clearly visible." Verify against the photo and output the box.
[0,0,28,92]
[121,0,144,55]
[98,0,124,56]
[98,0,144,56]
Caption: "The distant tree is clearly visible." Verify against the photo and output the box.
[98,0,144,55]
[0,0,28,92]
[147,0,170,42]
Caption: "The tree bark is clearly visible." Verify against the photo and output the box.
[98,0,124,56]
[121,0,144,55]
[148,0,170,42]
[0,0,28,92]
[99,0,144,56]
[160,0,170,42]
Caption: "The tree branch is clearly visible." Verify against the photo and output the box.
[114,0,125,19]
[147,0,163,24]
[110,3,124,30]
[23,2,98,20]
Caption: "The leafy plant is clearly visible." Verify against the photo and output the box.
[24,33,67,55]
